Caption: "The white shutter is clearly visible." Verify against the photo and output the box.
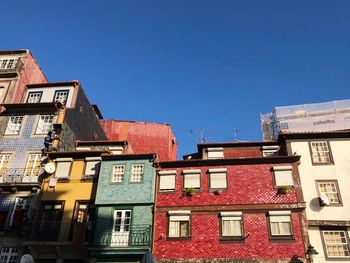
[273,167,293,187]
[55,158,72,179]
[159,174,176,191]
[184,173,200,188]
[207,148,224,159]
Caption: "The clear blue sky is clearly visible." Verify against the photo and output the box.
[2,1,350,157]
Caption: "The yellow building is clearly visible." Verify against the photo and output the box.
[25,150,108,263]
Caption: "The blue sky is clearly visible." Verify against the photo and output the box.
[2,1,350,157]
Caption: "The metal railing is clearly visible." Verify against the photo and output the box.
[92,224,151,247]
[0,168,44,184]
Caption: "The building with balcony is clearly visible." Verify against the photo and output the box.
[89,153,156,262]
[153,142,307,263]
[0,50,47,104]
[278,131,350,262]
[25,150,109,262]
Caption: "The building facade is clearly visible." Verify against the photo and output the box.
[154,142,307,263]
[279,131,350,262]
[89,153,156,262]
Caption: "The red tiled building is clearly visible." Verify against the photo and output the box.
[153,142,308,263]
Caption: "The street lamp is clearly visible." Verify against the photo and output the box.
[306,245,318,262]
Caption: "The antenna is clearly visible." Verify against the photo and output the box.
[190,128,215,143]
[231,128,249,142]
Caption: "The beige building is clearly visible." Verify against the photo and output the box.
[279,131,350,262]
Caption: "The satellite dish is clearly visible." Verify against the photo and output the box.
[20,254,34,263]
[44,162,56,174]
[319,193,330,206]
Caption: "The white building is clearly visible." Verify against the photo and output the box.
[279,131,350,262]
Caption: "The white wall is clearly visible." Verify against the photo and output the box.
[24,86,75,107]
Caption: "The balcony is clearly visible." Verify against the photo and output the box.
[92,224,152,248]
[0,168,44,190]
[0,58,24,73]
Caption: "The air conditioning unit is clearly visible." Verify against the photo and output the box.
[319,193,330,206]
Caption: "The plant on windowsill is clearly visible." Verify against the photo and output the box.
[214,189,223,195]
[277,185,292,194]
[183,187,196,196]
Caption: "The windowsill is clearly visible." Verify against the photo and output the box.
[219,236,245,243]
[56,178,70,182]
[269,235,295,242]
[166,236,191,241]
[311,162,334,166]
[159,190,176,193]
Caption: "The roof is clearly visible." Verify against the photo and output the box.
[278,130,350,140]
[157,155,300,168]
[26,81,79,88]
[0,102,63,114]
[48,150,109,159]
[75,140,128,146]
[101,153,156,160]
[100,119,171,127]
[197,141,278,151]
[91,104,103,119]
[0,49,28,55]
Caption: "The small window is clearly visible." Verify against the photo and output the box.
[159,170,176,191]
[0,154,11,175]
[268,211,293,240]
[168,211,191,238]
[262,145,280,157]
[55,158,72,179]
[322,230,350,258]
[220,212,243,240]
[207,147,224,159]
[27,92,42,103]
[24,153,42,179]
[1,59,16,69]
[310,141,333,164]
[84,157,101,177]
[131,164,144,182]
[35,115,54,135]
[208,168,227,189]
[272,166,294,187]
[0,247,19,262]
[53,90,69,105]
[109,146,123,155]
[5,116,23,135]
[112,165,125,183]
[183,169,201,190]
[317,180,342,205]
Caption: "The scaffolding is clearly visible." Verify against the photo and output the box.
[261,99,350,140]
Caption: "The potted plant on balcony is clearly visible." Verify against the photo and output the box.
[277,185,292,194]
[183,187,196,196]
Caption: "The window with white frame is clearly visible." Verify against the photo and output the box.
[158,170,176,191]
[35,115,54,135]
[0,247,19,263]
[26,92,42,103]
[0,59,16,69]
[112,165,125,183]
[4,116,23,135]
[268,211,292,237]
[84,157,101,177]
[24,153,42,178]
[168,211,190,238]
[272,166,294,187]
[207,147,224,159]
[310,141,333,164]
[209,168,227,189]
[55,158,72,179]
[0,154,11,176]
[109,146,123,155]
[220,212,243,238]
[53,90,69,105]
[262,145,280,157]
[131,164,144,182]
[183,169,201,190]
[323,230,350,258]
[317,181,342,205]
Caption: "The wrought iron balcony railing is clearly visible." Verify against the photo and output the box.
[0,168,44,184]
[92,224,151,248]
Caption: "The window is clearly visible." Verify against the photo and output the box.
[109,146,123,155]
[0,154,11,177]
[272,166,294,187]
[131,164,143,182]
[112,165,125,183]
[322,230,350,258]
[310,141,333,164]
[24,153,42,180]
[168,211,190,238]
[158,170,176,191]
[262,145,280,157]
[0,196,13,230]
[55,158,72,179]
[53,90,69,105]
[208,168,227,189]
[26,92,42,103]
[9,197,32,228]
[84,157,101,178]
[0,59,15,69]
[5,116,23,135]
[183,169,201,190]
[207,147,224,159]
[317,180,342,205]
[112,210,132,247]
[0,247,19,263]
[268,211,293,239]
[220,212,243,240]
[35,115,54,135]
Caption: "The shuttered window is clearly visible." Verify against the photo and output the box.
[183,170,201,189]
[209,168,227,189]
[159,170,176,191]
[55,158,72,179]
